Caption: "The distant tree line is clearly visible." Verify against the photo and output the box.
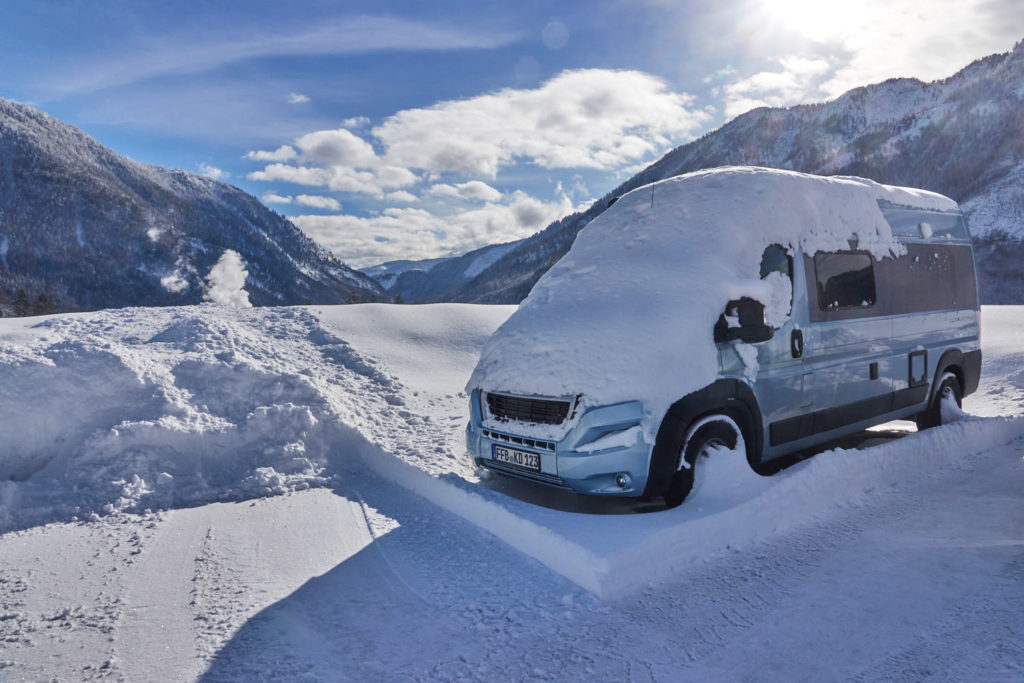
[0,270,77,317]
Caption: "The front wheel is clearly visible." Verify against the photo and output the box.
[915,372,962,430]
[663,415,741,508]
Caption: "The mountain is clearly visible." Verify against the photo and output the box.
[359,255,455,292]
[374,40,1024,305]
[360,239,522,301]
[0,98,382,313]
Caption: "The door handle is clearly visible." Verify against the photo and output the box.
[791,329,804,359]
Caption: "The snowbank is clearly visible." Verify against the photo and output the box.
[0,304,508,531]
[1,302,1020,599]
[469,166,958,440]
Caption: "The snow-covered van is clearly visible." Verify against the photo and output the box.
[465,167,981,506]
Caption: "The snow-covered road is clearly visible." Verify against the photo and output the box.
[1,304,1021,681]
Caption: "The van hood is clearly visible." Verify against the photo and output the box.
[467,166,957,441]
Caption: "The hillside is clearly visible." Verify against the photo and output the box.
[377,40,1024,304]
[360,239,521,300]
[0,98,382,313]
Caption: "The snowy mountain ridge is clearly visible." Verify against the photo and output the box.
[359,238,524,300]
[373,40,1024,304]
[0,98,383,312]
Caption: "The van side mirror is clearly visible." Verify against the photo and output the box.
[714,297,774,344]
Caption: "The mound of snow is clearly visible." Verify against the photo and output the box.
[0,304,507,532]
[468,166,958,441]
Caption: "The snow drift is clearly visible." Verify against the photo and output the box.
[0,304,505,531]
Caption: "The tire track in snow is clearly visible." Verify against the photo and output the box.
[116,509,210,682]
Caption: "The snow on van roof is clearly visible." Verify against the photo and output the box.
[467,166,959,441]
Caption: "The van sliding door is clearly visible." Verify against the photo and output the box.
[798,251,895,437]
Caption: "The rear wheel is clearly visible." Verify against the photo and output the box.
[915,372,962,430]
[663,415,741,508]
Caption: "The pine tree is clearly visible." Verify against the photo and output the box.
[34,292,57,315]
[13,289,30,317]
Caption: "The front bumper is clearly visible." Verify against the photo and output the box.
[466,393,653,496]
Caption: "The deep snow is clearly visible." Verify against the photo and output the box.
[0,303,1021,681]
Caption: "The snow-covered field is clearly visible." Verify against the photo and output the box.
[0,304,1021,681]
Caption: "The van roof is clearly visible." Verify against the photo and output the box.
[468,167,962,441]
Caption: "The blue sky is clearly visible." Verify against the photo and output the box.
[2,0,1022,267]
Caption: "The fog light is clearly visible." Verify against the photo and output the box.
[615,473,630,489]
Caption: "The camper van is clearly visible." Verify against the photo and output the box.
[466,167,981,506]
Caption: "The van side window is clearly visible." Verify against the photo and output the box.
[760,244,793,323]
[760,244,791,280]
[814,252,876,310]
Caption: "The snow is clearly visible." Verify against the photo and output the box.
[733,340,759,382]
[462,241,518,280]
[469,167,955,442]
[0,302,1021,681]
[203,249,252,307]
[573,424,642,453]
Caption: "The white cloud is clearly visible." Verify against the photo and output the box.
[262,191,293,204]
[293,190,583,267]
[703,65,738,84]
[721,55,832,118]
[48,16,520,95]
[248,68,709,205]
[245,68,709,263]
[428,180,502,202]
[198,162,230,180]
[295,129,377,166]
[287,92,311,104]
[426,183,462,199]
[247,162,417,195]
[384,190,418,203]
[244,145,298,162]
[248,163,329,186]
[295,194,341,210]
[454,180,503,202]
[373,69,710,176]
[341,116,371,129]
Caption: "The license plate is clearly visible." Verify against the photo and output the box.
[491,444,541,473]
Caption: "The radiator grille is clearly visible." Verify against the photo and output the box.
[485,393,570,425]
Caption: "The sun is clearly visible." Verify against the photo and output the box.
[761,0,864,41]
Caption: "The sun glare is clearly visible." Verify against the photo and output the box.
[763,0,866,40]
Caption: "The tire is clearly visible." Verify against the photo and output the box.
[663,415,741,508]
[915,371,962,430]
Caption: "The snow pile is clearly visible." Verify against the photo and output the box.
[0,304,507,532]
[204,249,252,307]
[469,166,958,440]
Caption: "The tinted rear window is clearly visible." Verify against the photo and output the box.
[886,244,978,313]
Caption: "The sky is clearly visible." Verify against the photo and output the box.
[2,0,1022,268]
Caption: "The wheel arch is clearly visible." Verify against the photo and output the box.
[643,379,764,498]
[930,349,965,405]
